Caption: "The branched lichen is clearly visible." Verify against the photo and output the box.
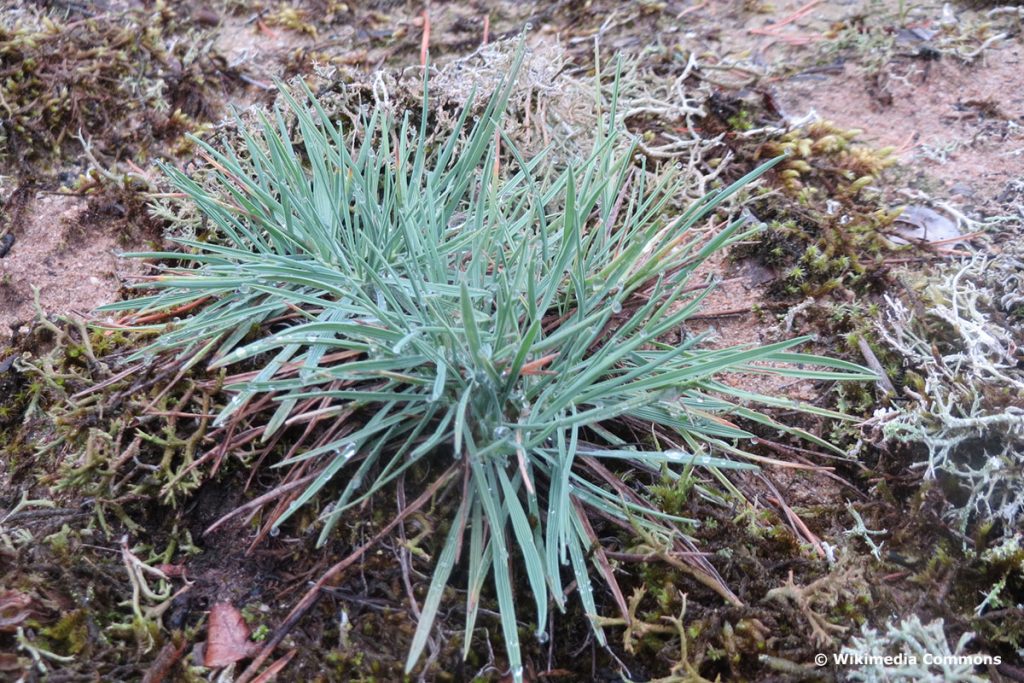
[870,251,1024,537]
[842,615,986,683]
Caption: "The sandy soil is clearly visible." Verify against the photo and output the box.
[778,40,1024,208]
[0,193,144,340]
[691,0,1024,209]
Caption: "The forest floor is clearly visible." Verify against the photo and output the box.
[1,1,1022,681]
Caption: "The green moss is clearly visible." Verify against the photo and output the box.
[722,115,905,310]
[648,470,697,517]
[0,3,223,172]
[727,108,754,132]
[44,523,75,556]
[40,609,90,656]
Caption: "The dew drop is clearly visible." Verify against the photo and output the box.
[750,438,759,445]
[269,526,280,538]
[610,301,622,314]
[536,630,549,644]
[493,426,511,440]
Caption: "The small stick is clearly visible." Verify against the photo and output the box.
[256,19,278,37]
[573,499,628,622]
[747,31,821,44]
[677,0,708,19]
[762,475,825,558]
[894,131,918,157]
[141,639,187,683]
[686,302,788,320]
[857,337,896,396]
[481,13,490,45]
[250,650,298,683]
[751,0,822,34]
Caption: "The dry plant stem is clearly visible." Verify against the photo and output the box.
[235,464,459,683]
[578,454,730,589]
[677,1,708,19]
[249,649,298,683]
[572,498,629,622]
[652,595,719,683]
[630,521,742,608]
[203,473,319,536]
[396,473,422,620]
[857,337,896,395]
[759,474,825,557]
[141,639,187,683]
[765,0,822,30]
[686,301,789,320]
[420,8,430,67]
[593,586,674,653]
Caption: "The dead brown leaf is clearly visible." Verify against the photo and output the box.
[0,590,33,633]
[204,602,259,668]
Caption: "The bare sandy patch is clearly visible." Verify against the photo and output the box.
[0,193,145,341]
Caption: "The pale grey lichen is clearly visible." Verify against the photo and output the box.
[843,502,886,561]
[842,615,986,683]
[868,248,1024,537]
[976,533,1024,616]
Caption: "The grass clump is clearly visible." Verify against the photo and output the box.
[105,47,874,679]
